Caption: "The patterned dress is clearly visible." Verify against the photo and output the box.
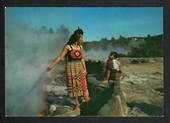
[65,45,89,102]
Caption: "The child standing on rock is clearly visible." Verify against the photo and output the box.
[102,51,128,116]
[102,51,124,83]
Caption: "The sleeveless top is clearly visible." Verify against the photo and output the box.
[65,45,83,62]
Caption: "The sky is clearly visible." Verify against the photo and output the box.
[5,7,163,41]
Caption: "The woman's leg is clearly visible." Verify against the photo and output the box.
[84,91,90,102]
[74,96,80,111]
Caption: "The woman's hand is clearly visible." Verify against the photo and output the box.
[82,69,87,76]
[46,45,69,72]
[46,64,53,72]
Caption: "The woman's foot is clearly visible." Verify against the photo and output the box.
[73,105,80,113]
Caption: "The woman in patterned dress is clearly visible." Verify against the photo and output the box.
[46,28,90,112]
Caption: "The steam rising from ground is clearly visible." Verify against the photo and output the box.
[5,15,69,116]
[5,14,134,116]
[85,46,130,61]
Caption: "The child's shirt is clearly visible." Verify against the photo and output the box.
[112,59,121,71]
[106,58,121,72]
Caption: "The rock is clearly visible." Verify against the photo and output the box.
[128,107,146,116]
[47,95,71,106]
[43,58,163,117]
[46,85,67,96]
[120,61,163,116]
[48,104,77,116]
[98,82,128,117]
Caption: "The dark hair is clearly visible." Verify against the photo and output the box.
[109,51,118,58]
[67,28,84,45]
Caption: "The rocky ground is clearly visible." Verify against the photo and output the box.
[41,58,164,117]
[121,61,164,117]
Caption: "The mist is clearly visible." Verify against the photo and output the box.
[5,15,70,116]
[84,45,130,61]
[5,14,133,116]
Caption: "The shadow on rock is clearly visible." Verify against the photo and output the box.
[80,78,114,116]
[127,102,163,116]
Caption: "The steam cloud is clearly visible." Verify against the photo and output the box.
[5,14,70,116]
[85,46,130,61]
[5,13,133,116]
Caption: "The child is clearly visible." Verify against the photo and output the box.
[102,51,124,83]
[102,51,128,116]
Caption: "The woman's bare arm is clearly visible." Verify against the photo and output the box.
[47,45,69,71]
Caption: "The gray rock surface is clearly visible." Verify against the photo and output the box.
[42,58,163,117]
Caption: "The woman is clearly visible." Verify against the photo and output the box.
[47,28,90,113]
